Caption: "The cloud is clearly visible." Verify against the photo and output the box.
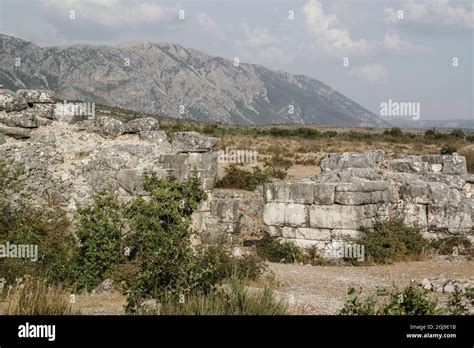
[382,33,430,55]
[384,0,473,32]
[42,0,177,27]
[240,22,278,48]
[233,23,291,67]
[196,12,219,32]
[302,0,374,56]
[349,64,387,83]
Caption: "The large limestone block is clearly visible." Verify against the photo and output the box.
[0,89,28,112]
[0,110,38,128]
[16,89,58,103]
[385,156,429,173]
[313,183,336,204]
[421,154,467,175]
[399,181,450,204]
[31,104,55,119]
[0,125,31,139]
[211,198,238,223]
[282,227,296,238]
[170,132,218,153]
[263,202,286,226]
[383,172,422,185]
[310,205,364,230]
[396,203,427,228]
[295,228,332,240]
[320,150,384,172]
[263,202,307,227]
[264,182,291,203]
[96,117,125,138]
[125,117,160,133]
[0,133,5,145]
[289,182,315,204]
[283,203,308,227]
[338,168,382,182]
[314,172,340,183]
[334,190,389,205]
[116,169,140,194]
[416,172,465,190]
[428,202,472,234]
[87,170,119,191]
[290,239,324,249]
[334,180,389,205]
[310,204,389,230]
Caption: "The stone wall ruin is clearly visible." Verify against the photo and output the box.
[262,150,473,257]
[1,88,473,257]
[0,87,219,214]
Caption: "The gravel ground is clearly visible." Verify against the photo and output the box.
[269,259,474,314]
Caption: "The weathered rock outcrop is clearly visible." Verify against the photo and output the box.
[261,150,473,257]
[0,88,219,216]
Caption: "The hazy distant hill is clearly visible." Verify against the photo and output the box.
[0,34,389,127]
[383,117,474,130]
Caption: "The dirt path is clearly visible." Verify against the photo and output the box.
[269,260,474,314]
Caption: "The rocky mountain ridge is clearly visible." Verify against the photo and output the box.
[0,34,388,127]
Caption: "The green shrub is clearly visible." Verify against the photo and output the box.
[355,220,428,264]
[439,144,457,155]
[447,288,474,315]
[74,193,125,290]
[123,171,209,312]
[216,164,272,191]
[256,233,324,265]
[379,283,439,315]
[340,282,439,315]
[384,127,403,137]
[0,161,78,286]
[256,233,302,263]
[428,236,474,256]
[196,245,264,283]
[425,129,446,140]
[450,129,465,139]
[345,131,374,141]
[269,154,293,170]
[339,287,377,315]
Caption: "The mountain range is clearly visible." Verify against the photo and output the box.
[0,34,389,127]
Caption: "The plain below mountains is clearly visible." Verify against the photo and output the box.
[0,34,388,127]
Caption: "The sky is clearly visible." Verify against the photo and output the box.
[0,0,473,120]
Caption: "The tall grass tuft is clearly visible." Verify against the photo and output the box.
[5,276,79,315]
[139,277,288,315]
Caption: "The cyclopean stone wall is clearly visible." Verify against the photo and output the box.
[0,87,219,215]
[262,150,473,257]
[2,88,474,254]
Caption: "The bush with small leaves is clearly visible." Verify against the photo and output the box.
[74,193,125,291]
[355,220,428,264]
[123,171,210,312]
[450,128,465,139]
[340,282,439,315]
[440,144,457,155]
